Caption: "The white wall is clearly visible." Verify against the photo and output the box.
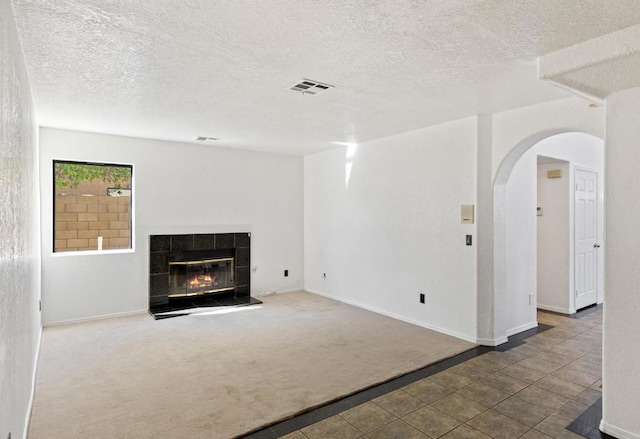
[602,87,640,439]
[502,133,603,329]
[537,160,570,313]
[304,117,478,342]
[0,2,42,438]
[39,128,304,325]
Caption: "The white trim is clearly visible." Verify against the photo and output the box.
[305,289,476,343]
[600,420,640,439]
[257,288,303,297]
[23,326,43,439]
[44,309,148,327]
[506,321,538,337]
[476,337,509,346]
[537,303,575,315]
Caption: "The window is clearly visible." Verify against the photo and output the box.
[53,160,133,253]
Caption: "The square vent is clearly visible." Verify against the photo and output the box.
[289,79,334,95]
[195,136,219,142]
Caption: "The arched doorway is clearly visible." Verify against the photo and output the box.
[487,130,604,344]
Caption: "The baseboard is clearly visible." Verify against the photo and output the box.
[24,325,43,439]
[44,309,148,327]
[305,289,477,344]
[506,321,538,337]
[600,420,640,439]
[476,337,509,347]
[257,288,303,297]
[537,303,574,315]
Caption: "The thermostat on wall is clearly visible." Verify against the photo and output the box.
[461,204,475,224]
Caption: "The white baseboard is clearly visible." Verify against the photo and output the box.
[476,337,509,346]
[44,309,148,327]
[506,321,538,337]
[24,325,43,439]
[304,288,477,344]
[600,420,640,439]
[257,288,303,297]
[537,303,574,315]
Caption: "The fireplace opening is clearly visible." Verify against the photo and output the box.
[168,249,234,298]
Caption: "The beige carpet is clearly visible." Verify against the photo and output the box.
[28,292,474,438]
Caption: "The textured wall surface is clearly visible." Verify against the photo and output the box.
[304,117,478,342]
[0,1,41,437]
[603,88,640,439]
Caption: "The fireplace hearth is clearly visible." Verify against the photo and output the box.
[148,233,261,319]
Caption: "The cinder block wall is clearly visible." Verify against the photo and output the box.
[54,194,131,251]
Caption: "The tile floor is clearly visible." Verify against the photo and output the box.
[279,309,603,439]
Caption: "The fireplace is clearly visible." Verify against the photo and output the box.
[149,233,259,318]
[168,249,234,297]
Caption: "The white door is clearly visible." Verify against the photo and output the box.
[575,169,598,310]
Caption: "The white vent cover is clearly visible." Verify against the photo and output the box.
[195,136,219,142]
[289,79,334,95]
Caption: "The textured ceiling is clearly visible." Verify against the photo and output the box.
[11,0,640,155]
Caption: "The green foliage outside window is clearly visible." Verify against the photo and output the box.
[54,162,131,189]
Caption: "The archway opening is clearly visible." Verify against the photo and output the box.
[491,131,604,343]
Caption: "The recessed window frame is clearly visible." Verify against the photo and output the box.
[53,159,134,255]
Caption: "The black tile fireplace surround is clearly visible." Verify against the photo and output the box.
[148,233,260,319]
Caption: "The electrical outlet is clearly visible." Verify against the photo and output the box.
[419,293,425,304]
[529,293,535,305]
[466,235,472,246]
[284,269,288,277]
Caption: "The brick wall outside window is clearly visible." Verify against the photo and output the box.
[54,194,131,252]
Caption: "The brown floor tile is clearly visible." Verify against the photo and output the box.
[429,370,476,391]
[440,424,492,439]
[517,357,564,375]
[555,400,590,419]
[456,382,510,407]
[516,386,570,410]
[589,379,602,391]
[566,359,601,377]
[501,363,547,383]
[551,366,599,388]
[521,430,554,439]
[530,350,578,367]
[301,415,362,439]
[466,409,530,439]
[402,378,454,403]
[431,393,487,422]
[279,431,308,439]
[573,387,602,406]
[494,396,555,427]
[403,405,462,438]
[580,352,602,365]
[511,343,542,357]
[340,402,397,434]
[450,362,494,381]
[534,375,585,398]
[367,419,430,439]
[482,372,529,395]
[534,413,585,439]
[373,389,425,417]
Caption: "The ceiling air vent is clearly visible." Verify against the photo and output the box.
[289,79,334,95]
[195,136,219,142]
